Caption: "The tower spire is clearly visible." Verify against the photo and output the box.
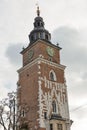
[36,3,40,16]
[29,4,51,44]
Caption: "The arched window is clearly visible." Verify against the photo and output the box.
[31,35,34,42]
[52,101,56,113]
[41,22,43,27]
[37,32,40,38]
[49,70,57,81]
[50,72,54,81]
[45,34,48,40]
[37,22,40,27]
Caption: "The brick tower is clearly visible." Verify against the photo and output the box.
[17,6,72,130]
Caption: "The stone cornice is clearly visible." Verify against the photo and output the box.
[17,57,66,73]
[21,39,61,54]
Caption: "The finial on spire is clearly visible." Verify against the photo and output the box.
[36,3,40,16]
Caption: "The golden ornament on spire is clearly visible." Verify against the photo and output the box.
[36,3,40,16]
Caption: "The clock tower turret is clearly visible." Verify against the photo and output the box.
[17,6,72,130]
[29,6,51,45]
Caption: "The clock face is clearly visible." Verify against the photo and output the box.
[28,50,34,60]
[46,47,54,57]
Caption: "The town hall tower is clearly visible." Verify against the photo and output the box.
[17,6,72,130]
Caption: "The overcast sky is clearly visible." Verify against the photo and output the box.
[0,0,87,130]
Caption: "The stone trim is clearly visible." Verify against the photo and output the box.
[17,57,66,73]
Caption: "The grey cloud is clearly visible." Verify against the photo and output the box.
[52,26,87,72]
[52,26,80,45]
[5,43,24,66]
[82,72,87,79]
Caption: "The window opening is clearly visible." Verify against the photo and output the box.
[49,70,57,81]
[52,101,56,113]
[57,124,63,130]
[37,22,40,27]
[50,72,54,81]
[31,35,34,41]
[21,108,26,117]
[50,124,53,130]
[45,34,48,40]
[38,32,40,38]
[44,112,47,119]
[41,22,43,27]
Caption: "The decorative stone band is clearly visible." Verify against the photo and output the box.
[17,56,66,73]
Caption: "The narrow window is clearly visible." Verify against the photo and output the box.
[22,109,25,117]
[45,34,48,40]
[49,70,57,81]
[37,22,40,27]
[40,32,43,39]
[57,124,63,130]
[41,22,43,27]
[38,32,40,38]
[50,124,53,130]
[31,35,34,41]
[50,72,54,81]
[21,108,26,117]
[52,101,56,113]
[44,112,47,119]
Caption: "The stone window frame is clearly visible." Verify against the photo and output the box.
[57,124,63,130]
[49,70,57,81]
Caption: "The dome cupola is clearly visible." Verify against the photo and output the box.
[29,6,51,45]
